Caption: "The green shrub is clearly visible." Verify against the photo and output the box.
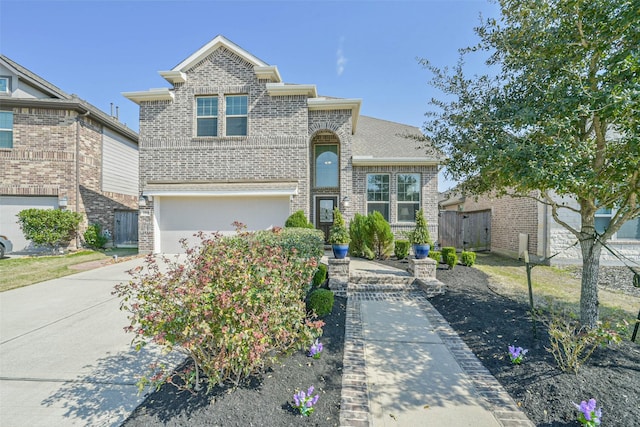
[284,210,314,229]
[328,209,351,244]
[114,230,324,392]
[349,213,374,259]
[394,240,410,260]
[445,252,458,269]
[312,264,328,288]
[307,288,335,317]
[428,250,442,263]
[441,246,456,260]
[83,223,109,249]
[367,211,394,259]
[17,208,82,251]
[461,251,477,267]
[253,228,324,260]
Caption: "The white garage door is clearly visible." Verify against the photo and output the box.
[157,195,290,253]
[0,196,59,252]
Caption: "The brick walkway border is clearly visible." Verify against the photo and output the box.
[338,284,534,427]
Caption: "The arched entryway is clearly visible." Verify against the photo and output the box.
[311,131,340,241]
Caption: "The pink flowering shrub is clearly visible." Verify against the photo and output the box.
[114,227,325,392]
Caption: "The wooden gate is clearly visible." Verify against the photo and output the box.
[438,210,491,251]
[114,210,138,247]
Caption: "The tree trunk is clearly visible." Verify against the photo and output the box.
[579,236,602,329]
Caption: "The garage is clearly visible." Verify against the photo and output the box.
[0,196,59,252]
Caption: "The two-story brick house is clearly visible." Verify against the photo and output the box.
[0,55,139,252]
[124,36,443,254]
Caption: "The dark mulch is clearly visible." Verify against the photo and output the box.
[121,296,346,427]
[379,256,640,427]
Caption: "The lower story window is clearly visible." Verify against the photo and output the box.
[595,207,640,240]
[367,174,389,221]
[0,111,13,148]
[397,173,420,222]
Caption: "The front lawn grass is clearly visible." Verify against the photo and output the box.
[0,248,138,292]
[473,252,639,326]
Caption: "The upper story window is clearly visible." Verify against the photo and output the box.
[196,96,218,137]
[367,174,390,221]
[225,95,247,136]
[315,144,339,188]
[0,111,13,148]
[397,173,420,222]
[0,77,9,94]
[595,207,640,240]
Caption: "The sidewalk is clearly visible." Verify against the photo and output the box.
[0,258,182,427]
[338,258,534,427]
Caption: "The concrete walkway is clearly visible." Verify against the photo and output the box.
[339,258,534,427]
[0,258,182,427]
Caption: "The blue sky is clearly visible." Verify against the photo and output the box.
[0,0,499,191]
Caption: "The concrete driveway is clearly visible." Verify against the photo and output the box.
[0,258,183,427]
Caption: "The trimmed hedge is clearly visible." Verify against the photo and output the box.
[284,210,314,229]
[394,239,410,260]
[461,251,477,267]
[83,223,108,249]
[428,250,442,263]
[312,264,328,288]
[307,289,335,317]
[441,247,456,260]
[253,228,324,260]
[445,252,458,270]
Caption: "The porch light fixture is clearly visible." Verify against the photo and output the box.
[59,196,68,208]
[342,196,350,208]
[138,194,147,207]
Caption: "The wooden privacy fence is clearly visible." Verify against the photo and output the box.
[438,210,491,251]
[114,210,138,247]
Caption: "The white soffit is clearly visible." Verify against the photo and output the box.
[158,70,187,84]
[266,83,317,97]
[255,66,282,83]
[308,98,362,133]
[121,88,174,105]
[351,156,440,166]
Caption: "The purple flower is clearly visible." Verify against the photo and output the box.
[293,385,319,416]
[573,398,602,426]
[309,339,323,359]
[508,345,528,364]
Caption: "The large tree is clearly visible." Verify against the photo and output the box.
[423,0,639,328]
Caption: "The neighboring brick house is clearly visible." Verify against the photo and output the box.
[123,35,443,254]
[440,189,640,266]
[0,55,139,251]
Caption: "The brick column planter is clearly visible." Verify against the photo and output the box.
[328,257,350,291]
[408,257,436,280]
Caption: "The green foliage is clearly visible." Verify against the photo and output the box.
[312,264,327,288]
[17,208,82,250]
[252,228,324,260]
[114,230,325,392]
[307,289,335,317]
[349,213,374,259]
[421,0,640,327]
[544,314,622,373]
[441,247,456,260]
[408,209,432,245]
[328,209,350,244]
[428,250,442,263]
[366,211,394,259]
[83,223,108,249]
[284,210,314,229]
[394,240,410,260]
[445,252,458,270]
[461,251,476,267]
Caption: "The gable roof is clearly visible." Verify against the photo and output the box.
[352,116,443,165]
[0,54,138,142]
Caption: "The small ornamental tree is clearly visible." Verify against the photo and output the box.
[366,211,394,259]
[17,208,82,251]
[285,210,314,229]
[421,0,640,328]
[114,228,324,392]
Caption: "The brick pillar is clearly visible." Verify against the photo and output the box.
[328,257,350,290]
[409,257,436,281]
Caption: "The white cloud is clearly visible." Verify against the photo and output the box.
[336,37,347,76]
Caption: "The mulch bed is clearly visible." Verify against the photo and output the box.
[121,296,346,427]
[380,257,640,427]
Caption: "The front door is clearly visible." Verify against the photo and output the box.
[315,196,338,242]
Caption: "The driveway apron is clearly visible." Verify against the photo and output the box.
[0,258,182,427]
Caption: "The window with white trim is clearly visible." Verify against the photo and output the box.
[225,95,247,136]
[397,173,420,222]
[0,111,13,148]
[367,174,390,221]
[0,77,9,94]
[196,96,218,136]
[595,207,640,240]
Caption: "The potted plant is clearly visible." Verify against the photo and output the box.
[328,208,350,259]
[410,209,431,259]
